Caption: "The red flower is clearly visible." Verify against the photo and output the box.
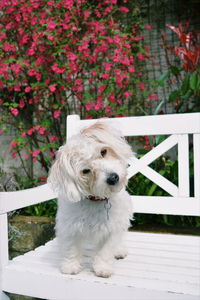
[10,108,19,116]
[119,6,129,13]
[139,82,145,90]
[10,140,17,148]
[49,84,57,92]
[25,86,31,93]
[31,150,41,158]
[145,24,152,30]
[137,53,145,61]
[123,91,132,98]
[53,109,61,118]
[148,93,158,101]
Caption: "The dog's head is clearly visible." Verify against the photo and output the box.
[48,122,134,202]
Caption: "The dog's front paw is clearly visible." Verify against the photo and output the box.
[93,260,113,278]
[60,260,82,275]
[114,247,127,260]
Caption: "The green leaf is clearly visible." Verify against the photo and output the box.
[12,103,19,108]
[3,102,10,107]
[168,90,180,102]
[182,90,193,100]
[190,72,199,91]
[155,135,166,145]
[170,66,180,76]
[181,74,190,94]
[158,72,170,82]
[153,100,164,115]
[147,183,157,196]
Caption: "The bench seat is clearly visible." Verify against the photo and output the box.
[2,232,200,300]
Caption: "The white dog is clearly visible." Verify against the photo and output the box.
[48,121,134,278]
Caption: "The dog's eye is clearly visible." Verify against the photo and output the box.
[82,169,91,174]
[101,149,107,157]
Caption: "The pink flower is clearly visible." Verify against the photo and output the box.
[139,82,145,91]
[10,140,17,148]
[48,21,57,30]
[108,93,116,103]
[0,130,3,135]
[101,73,110,79]
[38,127,45,134]
[133,37,140,41]
[145,24,152,30]
[14,85,21,91]
[94,102,103,111]
[21,132,26,137]
[49,84,57,92]
[128,66,135,73]
[137,53,145,61]
[83,10,91,20]
[123,91,132,98]
[25,86,31,93]
[119,6,129,13]
[103,63,112,72]
[148,93,158,101]
[10,63,21,74]
[24,153,29,159]
[53,109,61,119]
[67,52,78,62]
[98,85,106,93]
[28,128,35,135]
[51,63,65,74]
[86,103,94,111]
[10,108,19,116]
[11,151,17,158]
[105,105,111,114]
[49,136,57,142]
[32,150,41,158]
[47,1,55,6]
[19,99,25,108]
[74,78,82,86]
[91,70,97,76]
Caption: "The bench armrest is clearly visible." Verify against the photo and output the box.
[0,184,56,215]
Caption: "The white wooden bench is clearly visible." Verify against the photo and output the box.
[0,113,200,300]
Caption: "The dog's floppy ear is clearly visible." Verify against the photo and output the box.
[47,146,81,202]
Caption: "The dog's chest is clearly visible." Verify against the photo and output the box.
[57,198,129,235]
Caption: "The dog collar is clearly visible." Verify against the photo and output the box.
[86,195,109,202]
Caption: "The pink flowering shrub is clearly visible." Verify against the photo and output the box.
[0,0,153,182]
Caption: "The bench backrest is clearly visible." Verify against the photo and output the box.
[67,113,200,217]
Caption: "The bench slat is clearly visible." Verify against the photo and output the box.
[73,113,200,136]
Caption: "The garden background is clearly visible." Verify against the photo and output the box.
[0,0,200,232]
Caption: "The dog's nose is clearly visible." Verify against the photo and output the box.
[106,173,119,185]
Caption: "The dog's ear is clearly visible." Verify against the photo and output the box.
[47,146,81,202]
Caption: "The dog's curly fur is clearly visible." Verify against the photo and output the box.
[48,122,134,278]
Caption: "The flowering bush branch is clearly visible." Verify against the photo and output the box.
[0,0,155,183]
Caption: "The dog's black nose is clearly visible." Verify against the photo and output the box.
[106,173,119,185]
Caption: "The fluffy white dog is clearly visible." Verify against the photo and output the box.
[48,121,133,278]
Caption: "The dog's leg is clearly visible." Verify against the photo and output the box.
[59,236,83,275]
[114,233,128,259]
[93,234,120,278]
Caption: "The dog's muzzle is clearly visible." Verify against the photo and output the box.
[106,173,119,185]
